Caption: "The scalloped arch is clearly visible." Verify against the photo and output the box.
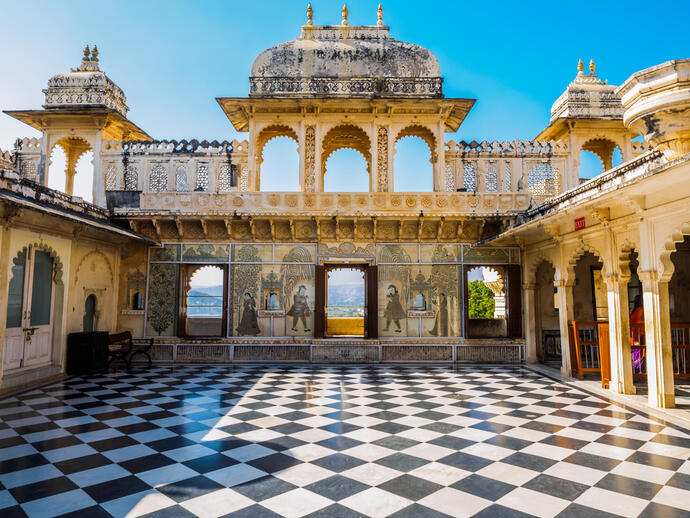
[321,124,372,177]
[256,125,299,164]
[395,124,438,164]
[565,242,607,283]
[528,253,557,284]
[581,137,621,171]
[658,221,690,282]
[14,243,64,286]
[75,250,114,288]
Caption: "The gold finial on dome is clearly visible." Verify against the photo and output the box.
[589,59,596,75]
[342,3,349,26]
[91,45,99,61]
[306,3,313,25]
[83,45,90,59]
[577,58,584,76]
[377,3,383,26]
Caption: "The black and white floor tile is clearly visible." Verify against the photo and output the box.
[1,364,689,518]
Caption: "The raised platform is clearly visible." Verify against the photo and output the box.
[134,339,526,364]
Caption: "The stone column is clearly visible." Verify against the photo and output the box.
[523,283,538,363]
[639,270,675,408]
[555,279,575,376]
[605,273,635,394]
[91,134,105,207]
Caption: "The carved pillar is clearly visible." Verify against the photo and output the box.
[639,270,675,408]
[433,121,445,192]
[605,273,635,394]
[523,283,538,363]
[555,279,575,376]
[303,125,316,193]
[376,125,389,192]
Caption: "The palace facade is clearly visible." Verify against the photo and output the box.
[1,6,689,410]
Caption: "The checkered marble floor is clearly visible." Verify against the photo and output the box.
[1,365,689,518]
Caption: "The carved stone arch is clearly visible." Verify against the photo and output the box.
[256,124,300,166]
[75,250,114,288]
[616,238,638,280]
[394,124,438,164]
[658,220,690,283]
[527,252,558,285]
[15,242,65,286]
[48,136,94,194]
[581,137,620,171]
[565,241,608,284]
[321,124,372,180]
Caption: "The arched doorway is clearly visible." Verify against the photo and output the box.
[180,265,227,337]
[534,261,560,365]
[4,247,56,370]
[568,251,608,382]
[465,266,506,338]
[83,294,97,332]
[326,266,366,337]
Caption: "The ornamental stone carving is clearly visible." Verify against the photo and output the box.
[377,126,389,192]
[304,126,316,192]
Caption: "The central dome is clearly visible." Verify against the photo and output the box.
[250,26,443,98]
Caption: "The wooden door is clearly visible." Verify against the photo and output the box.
[597,322,612,389]
[4,247,55,370]
[4,249,28,370]
[314,265,325,338]
[366,265,378,339]
[23,250,55,367]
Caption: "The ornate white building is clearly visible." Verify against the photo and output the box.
[0,6,688,410]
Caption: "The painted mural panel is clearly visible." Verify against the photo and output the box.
[232,243,273,263]
[232,262,262,336]
[377,244,418,264]
[463,246,511,264]
[150,244,180,262]
[231,245,316,337]
[181,244,229,262]
[420,244,459,263]
[378,260,461,338]
[275,244,317,264]
[146,263,179,336]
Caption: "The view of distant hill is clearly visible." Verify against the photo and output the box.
[188,285,223,317]
[328,284,364,316]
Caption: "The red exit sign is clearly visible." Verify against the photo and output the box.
[574,217,586,231]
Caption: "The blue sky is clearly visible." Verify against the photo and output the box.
[0,0,687,198]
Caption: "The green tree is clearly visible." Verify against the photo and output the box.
[468,280,495,319]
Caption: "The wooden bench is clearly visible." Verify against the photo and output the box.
[108,332,154,371]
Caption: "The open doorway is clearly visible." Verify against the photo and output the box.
[180,265,228,337]
[465,266,507,338]
[326,266,366,337]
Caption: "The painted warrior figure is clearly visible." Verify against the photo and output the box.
[237,292,260,335]
[287,285,311,331]
[383,284,405,332]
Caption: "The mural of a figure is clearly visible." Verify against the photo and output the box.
[431,292,450,336]
[287,285,311,332]
[237,293,260,335]
[383,285,406,332]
